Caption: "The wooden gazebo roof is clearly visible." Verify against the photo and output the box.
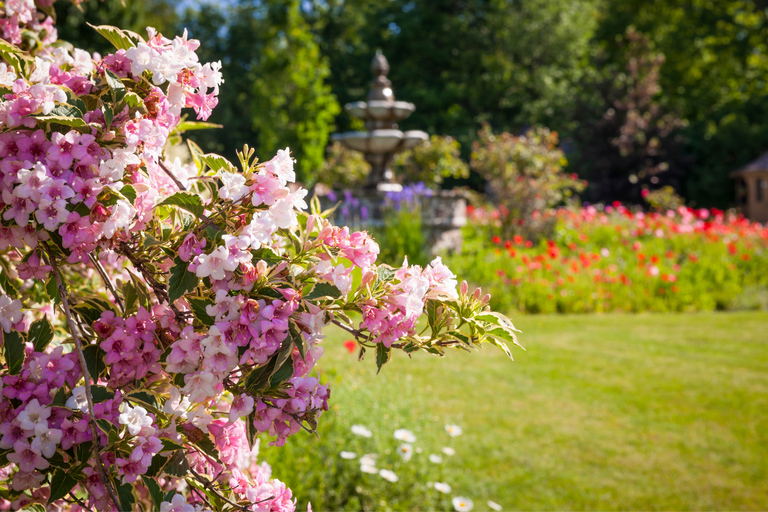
[731,151,768,177]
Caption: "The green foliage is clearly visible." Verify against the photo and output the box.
[392,135,469,187]
[316,141,369,189]
[643,186,685,211]
[470,126,585,240]
[371,205,429,268]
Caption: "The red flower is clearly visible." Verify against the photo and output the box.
[344,340,356,353]
[513,235,524,245]
[651,255,659,264]
[492,236,501,245]
[504,240,512,249]
[742,253,751,261]
[524,240,533,248]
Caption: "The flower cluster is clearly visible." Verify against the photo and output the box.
[453,203,768,313]
[0,5,518,511]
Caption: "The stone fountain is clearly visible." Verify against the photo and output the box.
[331,51,428,191]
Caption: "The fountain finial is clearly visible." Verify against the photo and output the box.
[368,50,394,102]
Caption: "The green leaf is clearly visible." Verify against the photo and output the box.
[168,257,198,304]
[47,103,84,118]
[104,70,125,103]
[120,185,137,204]
[88,24,138,51]
[71,295,117,327]
[123,91,143,108]
[28,318,53,352]
[3,331,25,375]
[202,153,236,173]
[102,105,114,128]
[51,387,68,408]
[376,265,396,283]
[486,326,524,357]
[176,121,223,132]
[376,343,391,374]
[158,192,206,219]
[476,311,521,334]
[128,391,158,408]
[269,357,294,389]
[91,386,115,403]
[82,344,106,380]
[289,321,306,360]
[34,115,87,128]
[47,469,78,504]
[145,454,168,478]
[163,450,190,477]
[144,477,164,512]
[245,410,258,450]
[305,282,342,301]
[116,482,136,512]
[251,247,282,265]
[187,139,204,171]
[188,298,215,326]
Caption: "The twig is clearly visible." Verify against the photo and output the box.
[68,491,95,512]
[331,319,369,343]
[158,159,188,192]
[89,253,124,313]
[189,467,274,511]
[46,247,122,512]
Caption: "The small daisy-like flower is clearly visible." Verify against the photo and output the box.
[429,454,443,464]
[379,469,399,482]
[487,500,503,511]
[433,482,452,493]
[359,454,376,466]
[398,443,413,461]
[340,451,357,459]
[442,446,456,456]
[351,424,372,438]
[394,428,416,443]
[445,424,463,437]
[452,496,474,512]
[360,464,377,474]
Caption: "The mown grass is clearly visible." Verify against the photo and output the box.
[262,312,768,511]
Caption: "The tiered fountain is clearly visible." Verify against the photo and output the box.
[328,51,466,254]
[331,51,428,191]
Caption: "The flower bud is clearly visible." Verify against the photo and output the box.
[472,287,482,300]
[460,280,468,295]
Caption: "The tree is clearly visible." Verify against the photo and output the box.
[570,28,688,204]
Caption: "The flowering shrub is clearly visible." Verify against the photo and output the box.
[0,5,521,511]
[448,204,768,314]
[392,135,469,188]
[470,125,585,241]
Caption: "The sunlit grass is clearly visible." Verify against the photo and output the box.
[263,311,768,511]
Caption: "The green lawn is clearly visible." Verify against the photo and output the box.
[264,312,768,511]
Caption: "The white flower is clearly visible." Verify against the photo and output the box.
[442,446,456,456]
[16,399,50,436]
[340,451,357,460]
[487,500,503,511]
[452,496,474,512]
[218,171,249,203]
[398,443,413,461]
[160,493,196,512]
[379,469,399,482]
[359,454,376,466]
[66,386,89,413]
[119,404,154,436]
[351,424,372,438]
[393,428,416,443]
[360,464,377,474]
[195,246,239,281]
[182,370,221,404]
[0,63,17,87]
[102,199,136,239]
[265,148,295,186]
[0,294,23,333]
[429,454,443,464]
[445,424,463,437]
[433,482,452,493]
[31,428,62,458]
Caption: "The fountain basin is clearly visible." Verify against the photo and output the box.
[331,129,428,153]
[345,100,416,122]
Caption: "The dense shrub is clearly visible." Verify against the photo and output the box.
[392,135,469,188]
[470,126,585,241]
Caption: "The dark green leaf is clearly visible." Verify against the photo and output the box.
[376,343,391,374]
[3,331,25,375]
[102,105,114,128]
[83,344,106,380]
[71,296,116,327]
[128,391,158,408]
[104,70,126,103]
[251,247,282,265]
[48,470,78,504]
[305,282,342,301]
[28,318,53,353]
[144,455,168,478]
[168,257,198,304]
[269,357,294,389]
[158,192,205,219]
[188,298,215,326]
[116,482,136,512]
[144,477,164,512]
[245,410,258,450]
[289,321,306,360]
[91,386,114,403]
[163,450,190,477]
[376,265,396,283]
[34,114,87,128]
[120,184,137,204]
[51,388,68,408]
[47,103,83,119]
